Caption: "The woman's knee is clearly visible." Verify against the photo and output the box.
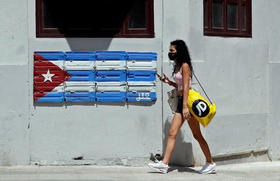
[193,133,203,141]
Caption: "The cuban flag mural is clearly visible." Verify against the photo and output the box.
[34,52,71,102]
[33,51,157,102]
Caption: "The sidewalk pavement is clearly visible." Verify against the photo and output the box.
[0,161,279,181]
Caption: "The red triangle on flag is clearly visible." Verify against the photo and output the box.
[33,53,72,102]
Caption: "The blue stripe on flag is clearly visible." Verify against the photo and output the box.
[35,52,65,60]
[127,52,157,60]
[95,70,126,82]
[65,92,96,102]
[67,70,95,81]
[96,51,127,60]
[65,52,96,61]
[36,92,64,102]
[127,70,156,82]
[96,92,126,102]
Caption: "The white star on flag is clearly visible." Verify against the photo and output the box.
[42,69,55,82]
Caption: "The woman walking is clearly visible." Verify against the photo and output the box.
[148,40,216,174]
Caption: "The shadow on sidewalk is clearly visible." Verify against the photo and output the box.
[147,166,199,174]
[168,166,199,173]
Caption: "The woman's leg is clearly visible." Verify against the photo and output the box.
[162,113,185,165]
[187,116,214,164]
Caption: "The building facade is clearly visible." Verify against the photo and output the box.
[0,0,280,166]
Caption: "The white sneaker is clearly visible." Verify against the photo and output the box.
[199,162,216,174]
[148,161,169,174]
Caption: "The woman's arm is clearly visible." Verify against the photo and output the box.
[182,63,191,119]
[166,79,177,88]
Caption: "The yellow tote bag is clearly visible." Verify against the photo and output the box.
[187,89,216,127]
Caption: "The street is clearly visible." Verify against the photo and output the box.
[0,161,279,181]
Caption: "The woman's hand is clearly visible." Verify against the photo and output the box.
[157,73,177,88]
[159,74,170,84]
[182,107,191,120]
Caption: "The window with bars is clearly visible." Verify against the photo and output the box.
[204,0,251,37]
[36,0,154,38]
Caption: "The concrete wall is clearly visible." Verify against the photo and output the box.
[267,0,280,161]
[0,0,280,166]
[0,0,30,165]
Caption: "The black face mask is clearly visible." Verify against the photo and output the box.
[168,52,177,60]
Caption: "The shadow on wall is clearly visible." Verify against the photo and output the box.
[64,38,113,52]
[163,117,193,167]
